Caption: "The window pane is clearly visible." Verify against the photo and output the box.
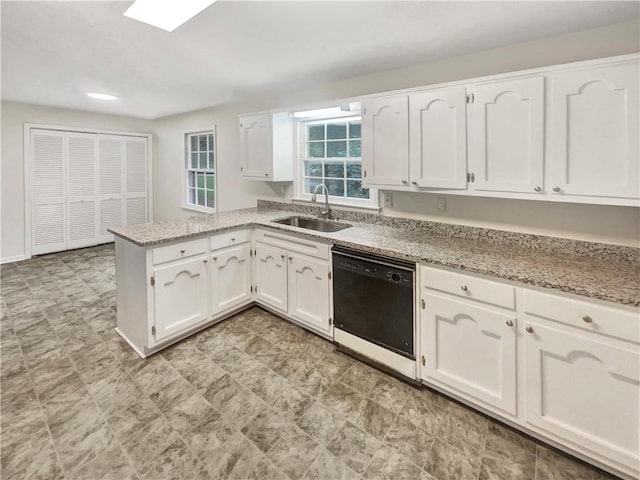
[308,125,324,141]
[208,134,214,151]
[208,152,214,170]
[206,174,214,190]
[327,124,346,140]
[189,187,196,204]
[308,142,325,158]
[327,141,347,158]
[346,162,362,179]
[199,152,208,169]
[188,171,196,188]
[305,161,322,177]
[190,135,197,152]
[196,173,204,188]
[198,135,207,151]
[349,122,361,139]
[191,152,199,169]
[347,180,370,199]
[197,189,205,206]
[324,162,344,178]
[206,190,215,208]
[325,179,345,196]
[304,178,322,194]
[349,140,361,157]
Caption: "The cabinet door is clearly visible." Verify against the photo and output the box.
[361,95,409,187]
[550,63,639,199]
[124,137,148,225]
[97,135,123,243]
[66,133,98,250]
[239,114,271,179]
[409,87,468,189]
[211,244,252,316]
[31,129,67,255]
[469,76,544,194]
[288,253,331,335]
[421,292,517,416]
[153,256,209,341]
[254,243,288,313]
[524,322,639,470]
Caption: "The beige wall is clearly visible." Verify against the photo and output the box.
[0,101,154,261]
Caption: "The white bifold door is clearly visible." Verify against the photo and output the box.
[30,129,149,256]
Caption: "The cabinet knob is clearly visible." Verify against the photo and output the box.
[402,180,408,185]
[231,238,235,242]
[552,187,561,193]
[461,285,468,292]
[534,186,542,192]
[582,315,593,323]
[411,181,418,186]
[526,326,534,334]
[281,254,286,260]
[203,259,208,264]
[264,173,269,177]
[180,249,185,254]
[506,320,514,327]
[212,256,217,261]
[288,256,293,262]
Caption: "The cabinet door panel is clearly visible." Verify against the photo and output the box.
[66,133,97,249]
[154,257,209,341]
[255,243,287,313]
[239,114,271,178]
[211,244,252,315]
[470,76,544,194]
[362,95,409,186]
[525,323,639,470]
[551,63,639,199]
[288,254,330,335]
[421,292,517,415]
[124,138,148,225]
[98,136,124,243]
[409,87,467,189]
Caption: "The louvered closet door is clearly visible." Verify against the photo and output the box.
[124,137,148,225]
[98,135,123,243]
[31,129,67,255]
[66,133,98,249]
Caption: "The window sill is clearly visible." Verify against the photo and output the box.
[291,198,381,213]
[183,204,217,215]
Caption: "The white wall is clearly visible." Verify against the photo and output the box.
[153,19,640,247]
[0,101,154,262]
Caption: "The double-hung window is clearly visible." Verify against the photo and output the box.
[299,116,374,207]
[185,128,216,212]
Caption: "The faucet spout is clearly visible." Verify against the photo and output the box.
[311,184,330,218]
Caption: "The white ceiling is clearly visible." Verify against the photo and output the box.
[1,1,638,119]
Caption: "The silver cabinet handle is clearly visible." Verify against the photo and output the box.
[552,187,561,193]
[582,315,593,323]
[534,186,542,192]
[506,320,514,327]
[526,326,534,334]
[180,249,185,254]
[461,285,468,292]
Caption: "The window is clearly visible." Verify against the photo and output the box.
[300,117,373,206]
[185,129,216,212]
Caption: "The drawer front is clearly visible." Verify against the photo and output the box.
[254,228,330,260]
[210,229,250,251]
[152,237,208,265]
[421,266,515,310]
[523,290,640,344]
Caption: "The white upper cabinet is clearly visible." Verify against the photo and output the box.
[550,62,639,200]
[362,95,410,187]
[468,76,545,194]
[409,87,468,189]
[239,112,293,181]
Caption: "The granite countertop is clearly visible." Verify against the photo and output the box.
[109,207,640,307]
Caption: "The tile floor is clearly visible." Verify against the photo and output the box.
[0,244,621,480]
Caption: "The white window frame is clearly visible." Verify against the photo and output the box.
[294,116,378,209]
[183,126,217,214]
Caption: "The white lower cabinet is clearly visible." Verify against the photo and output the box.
[153,255,209,342]
[287,253,331,334]
[421,292,517,416]
[419,264,640,479]
[210,244,252,316]
[254,243,288,313]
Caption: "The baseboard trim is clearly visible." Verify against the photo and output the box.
[1,254,27,265]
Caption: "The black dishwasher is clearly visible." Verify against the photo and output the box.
[332,247,415,359]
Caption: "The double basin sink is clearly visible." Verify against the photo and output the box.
[272,216,351,233]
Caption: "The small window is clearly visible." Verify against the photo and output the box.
[185,129,216,212]
[300,117,372,204]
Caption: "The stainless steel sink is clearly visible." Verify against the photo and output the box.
[272,216,351,233]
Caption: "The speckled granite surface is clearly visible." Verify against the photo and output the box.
[109,205,640,307]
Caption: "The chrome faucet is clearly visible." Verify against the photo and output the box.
[311,183,330,218]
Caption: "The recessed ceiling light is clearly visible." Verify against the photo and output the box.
[124,0,218,32]
[88,93,118,101]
